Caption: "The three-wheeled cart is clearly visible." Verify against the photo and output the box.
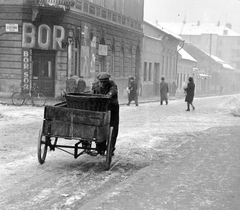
[37,93,114,170]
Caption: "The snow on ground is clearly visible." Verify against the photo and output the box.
[1,94,240,209]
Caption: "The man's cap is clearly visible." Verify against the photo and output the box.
[79,75,84,78]
[129,76,134,80]
[161,77,165,80]
[97,72,111,81]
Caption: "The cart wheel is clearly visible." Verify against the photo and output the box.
[37,126,48,164]
[105,126,113,170]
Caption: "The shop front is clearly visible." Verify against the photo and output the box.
[0,0,143,98]
[22,22,65,96]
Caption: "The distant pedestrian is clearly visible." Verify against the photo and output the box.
[184,77,195,111]
[220,85,223,94]
[172,81,177,96]
[160,77,169,105]
[75,76,86,93]
[127,76,138,106]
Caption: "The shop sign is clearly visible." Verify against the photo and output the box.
[6,24,18,32]
[22,22,65,50]
[22,49,31,93]
[98,44,108,56]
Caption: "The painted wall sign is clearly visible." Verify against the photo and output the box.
[98,44,108,56]
[22,49,31,93]
[6,23,18,32]
[22,22,65,50]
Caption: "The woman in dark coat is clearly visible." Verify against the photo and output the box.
[127,76,138,106]
[184,77,195,111]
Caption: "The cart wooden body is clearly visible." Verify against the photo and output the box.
[38,105,113,170]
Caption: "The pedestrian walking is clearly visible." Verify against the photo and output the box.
[75,76,86,93]
[160,77,169,105]
[92,72,119,156]
[127,76,138,106]
[184,77,195,111]
[172,81,177,97]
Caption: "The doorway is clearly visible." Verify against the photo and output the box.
[32,50,55,97]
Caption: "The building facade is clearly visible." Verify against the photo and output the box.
[177,47,197,95]
[160,21,240,70]
[0,0,144,98]
[142,20,183,98]
[183,42,239,94]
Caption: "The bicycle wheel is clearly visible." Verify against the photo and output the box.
[11,92,25,106]
[32,93,47,107]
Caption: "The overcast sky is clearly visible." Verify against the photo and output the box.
[144,0,240,34]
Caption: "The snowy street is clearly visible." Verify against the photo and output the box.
[0,94,240,210]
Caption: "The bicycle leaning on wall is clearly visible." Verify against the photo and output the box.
[11,84,47,107]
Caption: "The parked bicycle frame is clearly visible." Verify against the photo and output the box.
[11,83,47,107]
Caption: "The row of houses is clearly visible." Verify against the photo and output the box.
[0,0,239,100]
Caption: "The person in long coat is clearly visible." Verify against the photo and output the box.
[160,77,169,105]
[184,77,195,111]
[92,72,119,156]
[127,76,138,106]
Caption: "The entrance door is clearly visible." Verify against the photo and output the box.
[154,63,160,96]
[32,50,55,97]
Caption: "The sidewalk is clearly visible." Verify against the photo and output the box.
[0,95,174,106]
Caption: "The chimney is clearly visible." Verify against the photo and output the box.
[197,20,200,26]
[226,23,232,29]
[155,20,158,26]
[217,21,220,26]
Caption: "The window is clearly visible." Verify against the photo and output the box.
[111,46,115,76]
[149,63,152,81]
[162,55,165,76]
[120,47,124,76]
[129,48,132,75]
[73,40,80,76]
[166,56,168,76]
[144,62,147,81]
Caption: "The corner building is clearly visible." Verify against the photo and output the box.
[0,0,143,98]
